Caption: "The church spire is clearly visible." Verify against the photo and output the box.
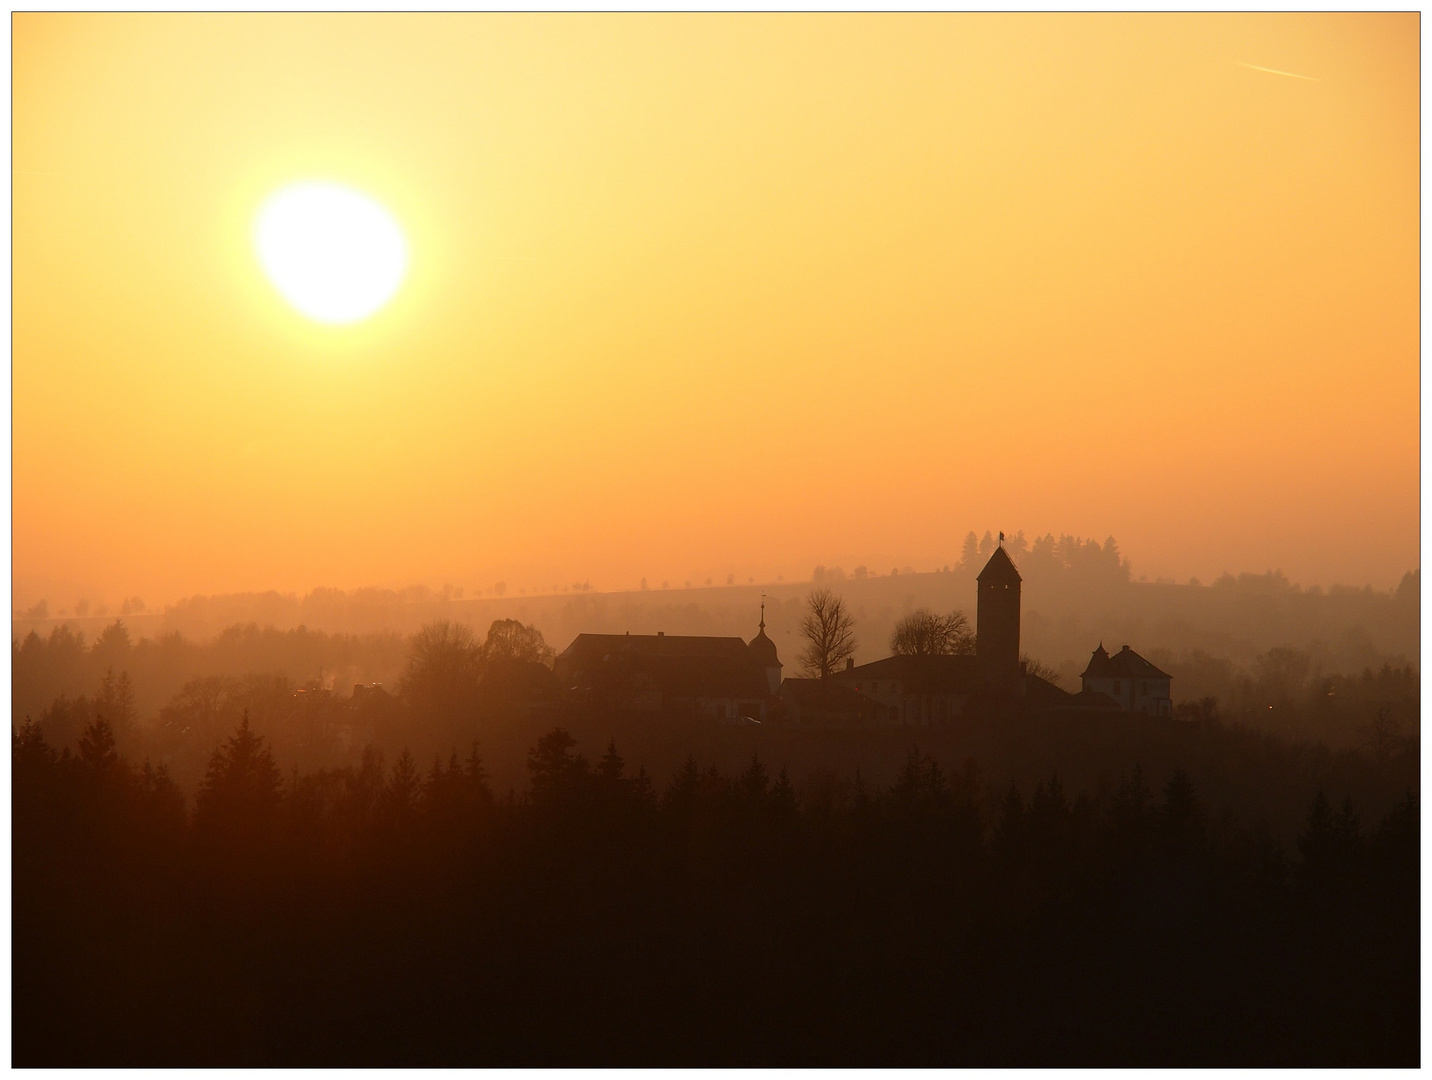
[748,594,781,694]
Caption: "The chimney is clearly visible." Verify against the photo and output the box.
[657,631,664,637]
[846,657,855,671]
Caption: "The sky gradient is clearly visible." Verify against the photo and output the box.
[13,13,1420,610]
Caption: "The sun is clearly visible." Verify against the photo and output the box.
[254,181,408,325]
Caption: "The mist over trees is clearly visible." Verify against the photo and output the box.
[10,537,1420,1065]
[15,534,1415,687]
[11,550,1421,803]
[9,535,1420,822]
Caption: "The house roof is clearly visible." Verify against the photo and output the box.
[1081,644,1171,680]
[1021,672,1074,706]
[833,654,986,695]
[977,546,1022,584]
[559,633,758,661]
[555,633,771,700]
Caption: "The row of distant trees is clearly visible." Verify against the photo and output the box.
[10,532,1122,628]
[809,531,1129,586]
[13,587,1419,795]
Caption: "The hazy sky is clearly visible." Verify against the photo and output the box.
[13,13,1420,609]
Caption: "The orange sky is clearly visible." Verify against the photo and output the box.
[13,13,1420,611]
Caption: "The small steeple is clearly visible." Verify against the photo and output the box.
[1081,641,1111,679]
[748,596,782,694]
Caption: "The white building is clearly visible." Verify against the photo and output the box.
[1080,644,1172,717]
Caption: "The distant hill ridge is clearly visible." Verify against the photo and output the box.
[13,560,1418,682]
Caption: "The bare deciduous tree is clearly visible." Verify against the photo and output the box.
[800,588,857,678]
[889,609,974,657]
[401,620,482,711]
[481,618,555,667]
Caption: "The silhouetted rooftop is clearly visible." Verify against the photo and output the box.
[1020,672,1075,706]
[977,546,1022,584]
[556,633,771,700]
[834,654,985,695]
[1081,644,1171,680]
[559,633,756,661]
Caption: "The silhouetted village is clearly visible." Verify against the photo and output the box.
[123,543,1187,769]
[12,537,1419,1066]
[554,545,1172,727]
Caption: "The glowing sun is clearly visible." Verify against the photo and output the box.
[254,181,408,325]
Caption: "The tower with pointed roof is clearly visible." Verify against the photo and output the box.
[976,541,1022,688]
[747,601,783,695]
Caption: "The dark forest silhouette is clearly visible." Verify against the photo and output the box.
[13,711,1418,1066]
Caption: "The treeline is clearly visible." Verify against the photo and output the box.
[12,618,558,794]
[14,715,1418,1066]
[17,540,1416,670]
[12,616,1421,803]
[1155,649,1419,752]
[12,620,408,741]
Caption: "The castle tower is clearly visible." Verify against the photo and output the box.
[747,601,783,695]
[976,543,1022,688]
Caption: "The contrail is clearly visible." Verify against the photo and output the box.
[1238,61,1318,82]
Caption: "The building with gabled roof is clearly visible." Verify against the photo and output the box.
[1081,643,1172,716]
[554,616,779,721]
[833,653,985,725]
[831,650,1076,726]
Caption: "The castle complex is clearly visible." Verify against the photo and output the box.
[554,542,1172,724]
